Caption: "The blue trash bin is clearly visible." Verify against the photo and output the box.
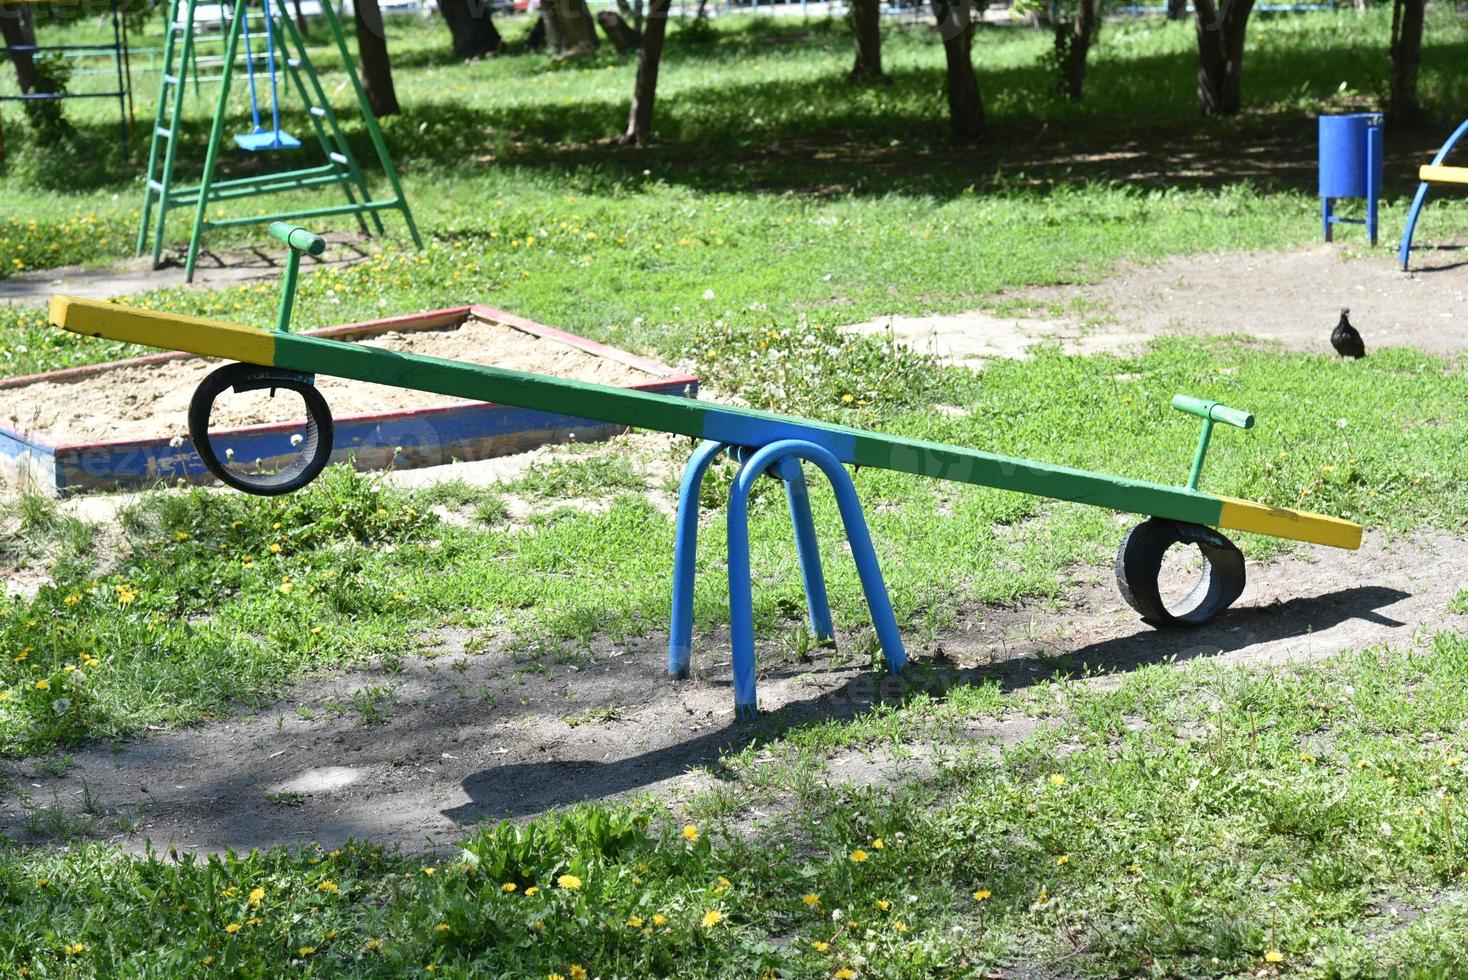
[1319,112,1383,245]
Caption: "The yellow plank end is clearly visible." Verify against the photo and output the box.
[50,296,276,366]
[1419,164,1468,186]
[1216,495,1363,550]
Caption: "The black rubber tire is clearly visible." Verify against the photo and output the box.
[188,363,334,496]
[1115,518,1246,627]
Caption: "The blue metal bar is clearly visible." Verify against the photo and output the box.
[778,456,834,643]
[1366,123,1381,247]
[667,440,728,680]
[727,440,906,722]
[1400,118,1468,270]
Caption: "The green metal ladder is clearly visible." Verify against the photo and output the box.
[135,0,422,282]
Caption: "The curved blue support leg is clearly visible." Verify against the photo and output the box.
[727,439,906,722]
[1399,182,1432,271]
[777,457,834,644]
[668,440,729,680]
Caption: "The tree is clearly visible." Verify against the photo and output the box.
[930,0,985,141]
[354,0,400,116]
[440,0,503,58]
[541,0,600,56]
[1388,0,1425,123]
[849,0,888,83]
[0,5,39,93]
[1052,0,1100,101]
[1193,0,1255,115]
[622,0,670,144]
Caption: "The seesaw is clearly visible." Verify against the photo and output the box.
[51,224,1363,721]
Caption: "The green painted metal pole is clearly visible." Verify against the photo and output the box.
[316,0,422,249]
[1187,418,1214,491]
[268,221,325,332]
[184,0,246,282]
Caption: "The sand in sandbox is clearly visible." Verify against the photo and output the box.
[0,317,661,447]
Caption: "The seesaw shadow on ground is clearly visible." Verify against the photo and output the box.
[441,582,1412,827]
[3,528,1456,855]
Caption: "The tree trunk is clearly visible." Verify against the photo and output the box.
[621,0,669,144]
[1059,0,1099,101]
[930,0,985,142]
[354,0,400,116]
[849,0,888,83]
[440,0,503,58]
[1388,0,1424,124]
[597,9,642,52]
[526,16,546,51]
[541,0,600,56]
[1193,0,1253,115]
[0,5,39,93]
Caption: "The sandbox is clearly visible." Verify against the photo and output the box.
[0,305,697,493]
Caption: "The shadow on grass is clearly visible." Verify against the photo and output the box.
[441,583,1410,826]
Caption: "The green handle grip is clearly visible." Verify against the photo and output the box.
[268,221,327,257]
[1172,394,1254,430]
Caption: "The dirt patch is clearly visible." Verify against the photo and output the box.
[0,237,375,309]
[842,246,1468,366]
[0,317,658,447]
[2,530,1462,856]
[1018,244,1468,358]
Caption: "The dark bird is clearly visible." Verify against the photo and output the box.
[1331,308,1366,359]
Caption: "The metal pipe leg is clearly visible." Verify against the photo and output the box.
[1366,124,1382,247]
[668,440,728,680]
[778,457,834,643]
[728,440,906,721]
[1399,182,1431,270]
[1322,197,1333,243]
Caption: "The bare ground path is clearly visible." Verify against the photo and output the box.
[2,529,1463,856]
[0,235,375,307]
[847,244,1468,364]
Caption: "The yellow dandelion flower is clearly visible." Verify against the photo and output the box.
[849,849,869,863]
[1056,854,1070,866]
[626,915,643,928]
[225,923,242,934]
[811,940,830,952]
[268,543,282,554]
[435,923,450,933]
[318,880,339,894]
[557,874,582,890]
[548,974,565,980]
[972,889,991,901]
[367,939,382,952]
[875,900,889,911]
[651,913,668,927]
[683,824,700,842]
[202,955,214,966]
[569,967,586,980]
[803,893,821,907]
[423,867,437,877]
[502,882,517,893]
[870,839,883,849]
[1265,950,1285,963]
[34,679,48,690]
[299,946,316,957]
[701,908,724,928]
[834,969,856,979]
[1048,773,1066,787]
[246,918,261,927]
[894,921,908,933]
[248,887,265,907]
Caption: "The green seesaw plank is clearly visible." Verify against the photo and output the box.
[50,297,1363,550]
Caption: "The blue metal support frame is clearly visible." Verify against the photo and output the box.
[668,438,906,722]
[1399,118,1468,271]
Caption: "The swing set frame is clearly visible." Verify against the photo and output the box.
[135,0,420,282]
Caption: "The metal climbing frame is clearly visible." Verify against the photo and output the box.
[1398,118,1468,271]
[0,0,134,162]
[135,0,421,281]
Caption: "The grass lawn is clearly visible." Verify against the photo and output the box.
[1,6,1467,978]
